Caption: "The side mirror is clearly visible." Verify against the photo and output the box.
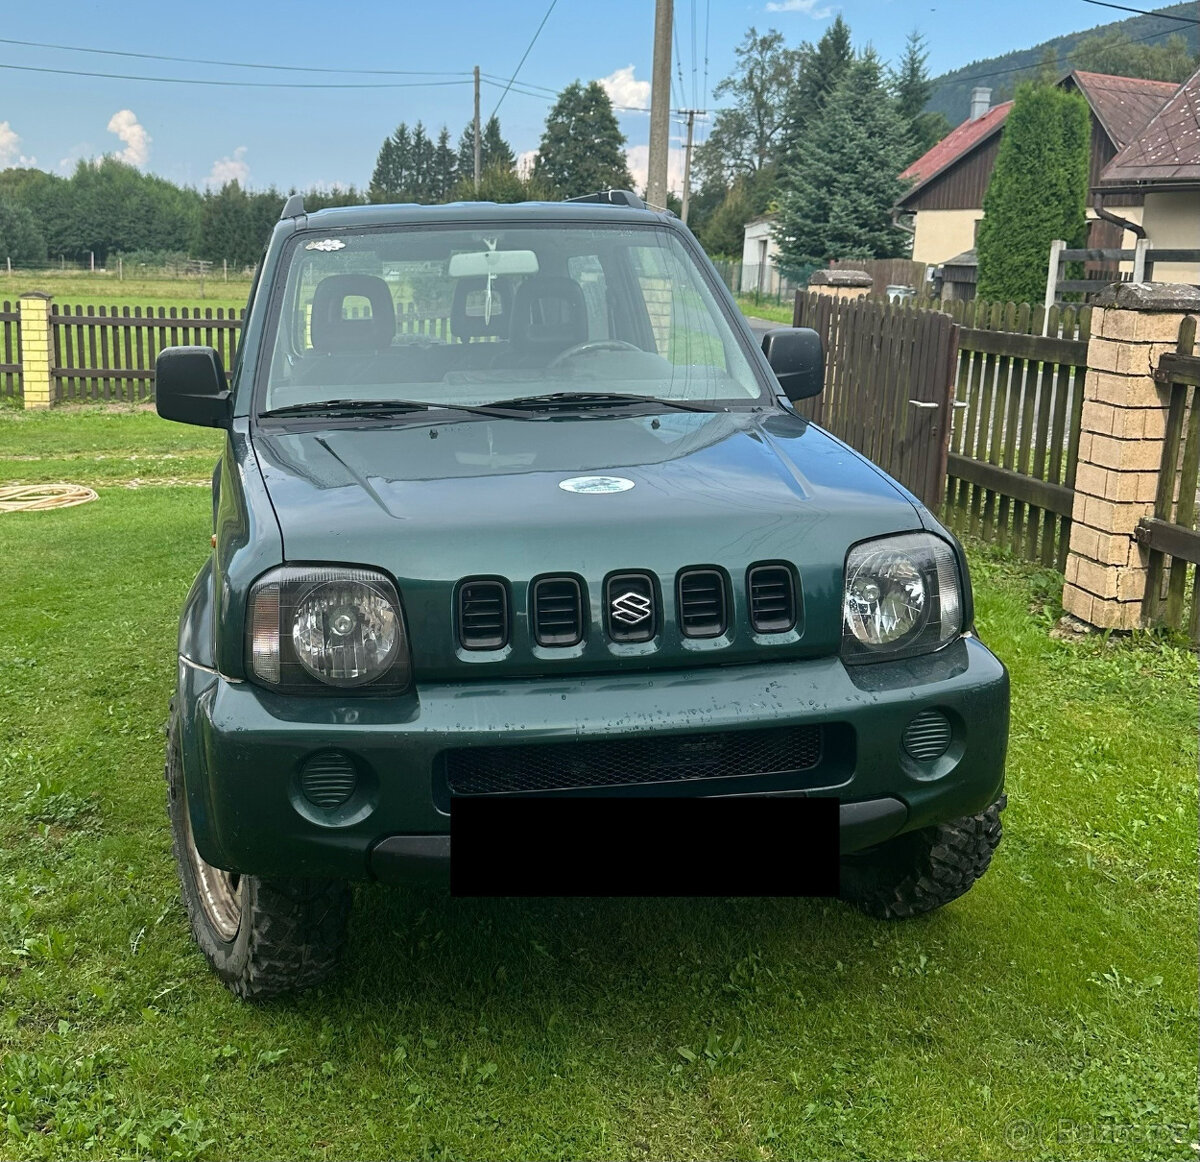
[761,327,824,403]
[155,346,230,428]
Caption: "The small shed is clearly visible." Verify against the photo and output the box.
[740,217,783,295]
[938,248,978,302]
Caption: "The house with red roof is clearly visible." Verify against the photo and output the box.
[896,71,1180,269]
[1098,64,1200,285]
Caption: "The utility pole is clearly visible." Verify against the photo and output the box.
[678,108,704,224]
[646,0,672,209]
[473,66,482,193]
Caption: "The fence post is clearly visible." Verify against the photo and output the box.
[1061,282,1200,630]
[18,292,53,410]
[1042,239,1065,335]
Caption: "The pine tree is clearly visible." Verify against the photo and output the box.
[433,126,458,200]
[533,81,633,198]
[975,83,1090,304]
[892,32,951,163]
[457,115,516,182]
[778,15,853,170]
[774,53,910,271]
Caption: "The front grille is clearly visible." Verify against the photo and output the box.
[677,569,727,637]
[458,580,508,650]
[445,724,823,796]
[902,709,953,761]
[532,576,584,646]
[748,565,797,633]
[606,572,657,642]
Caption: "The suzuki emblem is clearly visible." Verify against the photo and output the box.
[611,591,652,625]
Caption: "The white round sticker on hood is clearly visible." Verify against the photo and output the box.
[558,475,635,494]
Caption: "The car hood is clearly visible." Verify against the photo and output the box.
[252,409,920,678]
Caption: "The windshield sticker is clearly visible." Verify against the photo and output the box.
[305,238,346,251]
[558,476,636,494]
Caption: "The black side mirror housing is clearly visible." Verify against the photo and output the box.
[155,346,230,428]
[761,327,824,403]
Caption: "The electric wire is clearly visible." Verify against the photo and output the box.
[1079,0,1199,23]
[0,35,473,75]
[0,60,473,89]
[489,0,559,118]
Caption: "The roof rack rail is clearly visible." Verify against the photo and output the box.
[280,193,305,220]
[565,189,646,210]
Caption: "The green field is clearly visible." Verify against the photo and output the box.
[1,271,252,313]
[0,409,1197,1161]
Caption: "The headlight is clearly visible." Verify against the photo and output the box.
[247,566,411,691]
[841,533,963,663]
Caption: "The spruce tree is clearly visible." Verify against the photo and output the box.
[975,83,1090,304]
[778,15,853,170]
[433,127,458,201]
[892,32,951,163]
[457,115,516,180]
[774,52,910,270]
[533,81,633,198]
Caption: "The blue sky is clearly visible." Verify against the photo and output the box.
[0,0,1131,194]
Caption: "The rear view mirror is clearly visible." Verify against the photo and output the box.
[155,346,230,428]
[448,249,540,277]
[761,327,824,403]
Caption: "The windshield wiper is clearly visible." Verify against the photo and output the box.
[260,398,516,420]
[482,391,722,414]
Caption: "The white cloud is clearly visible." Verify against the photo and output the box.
[598,65,651,111]
[624,142,687,201]
[106,109,150,166]
[764,0,833,16]
[0,121,36,168]
[207,146,249,188]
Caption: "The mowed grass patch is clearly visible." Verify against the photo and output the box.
[0,408,224,485]
[0,412,1196,1161]
[2,272,251,313]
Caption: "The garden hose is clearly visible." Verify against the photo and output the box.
[0,483,99,513]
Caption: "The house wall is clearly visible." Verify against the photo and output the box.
[911,209,981,265]
[1143,191,1200,283]
[739,221,783,294]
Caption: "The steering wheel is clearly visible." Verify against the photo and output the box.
[548,339,643,369]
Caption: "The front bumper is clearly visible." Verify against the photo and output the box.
[177,635,1008,881]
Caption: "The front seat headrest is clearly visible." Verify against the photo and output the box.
[509,276,588,350]
[310,274,396,354]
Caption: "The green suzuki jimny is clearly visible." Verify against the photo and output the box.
[157,191,1009,998]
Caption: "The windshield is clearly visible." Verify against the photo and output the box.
[260,223,764,413]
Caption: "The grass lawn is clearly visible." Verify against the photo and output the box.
[1,272,252,313]
[733,295,794,325]
[0,411,1197,1162]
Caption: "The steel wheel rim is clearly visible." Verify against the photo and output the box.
[182,800,243,942]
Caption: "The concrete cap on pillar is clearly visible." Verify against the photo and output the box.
[1093,282,1200,311]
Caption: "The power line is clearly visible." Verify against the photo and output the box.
[480,76,651,113]
[0,60,474,88]
[490,0,559,118]
[672,16,688,110]
[690,0,698,108]
[0,35,472,76]
[702,0,711,108]
[1079,0,1200,23]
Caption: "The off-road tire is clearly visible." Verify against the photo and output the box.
[840,795,1006,920]
[165,701,352,999]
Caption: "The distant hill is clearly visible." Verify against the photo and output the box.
[928,2,1198,125]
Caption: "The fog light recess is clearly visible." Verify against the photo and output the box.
[300,751,359,810]
[902,710,953,762]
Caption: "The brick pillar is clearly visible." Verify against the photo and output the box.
[18,292,53,410]
[808,269,873,301]
[1062,282,1200,630]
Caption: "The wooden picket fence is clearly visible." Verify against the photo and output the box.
[921,298,1092,570]
[51,305,242,403]
[1137,317,1200,640]
[1,301,19,401]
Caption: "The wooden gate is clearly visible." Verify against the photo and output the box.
[1136,318,1200,641]
[792,293,959,509]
